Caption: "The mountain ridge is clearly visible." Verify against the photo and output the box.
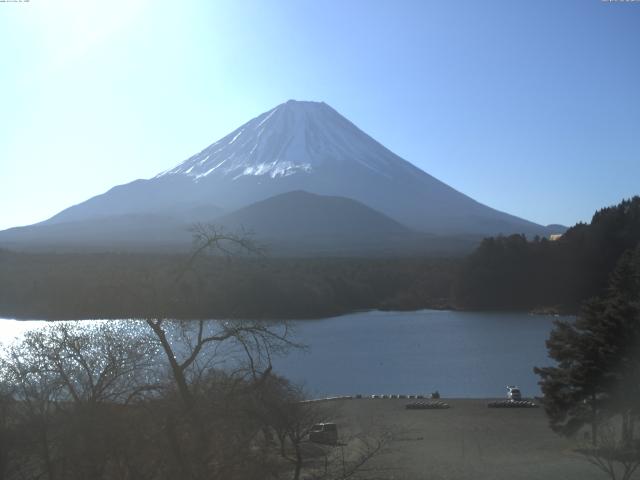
[1,99,561,253]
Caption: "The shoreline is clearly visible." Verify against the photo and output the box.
[0,305,575,322]
[305,395,542,402]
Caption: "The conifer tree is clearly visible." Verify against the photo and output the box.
[535,244,640,446]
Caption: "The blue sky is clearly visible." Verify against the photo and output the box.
[1,0,638,230]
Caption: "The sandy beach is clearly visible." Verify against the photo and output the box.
[324,398,603,480]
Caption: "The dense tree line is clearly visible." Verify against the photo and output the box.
[2,197,639,321]
[454,197,640,312]
[535,243,640,480]
[0,250,457,320]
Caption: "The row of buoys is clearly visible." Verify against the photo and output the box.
[302,394,439,402]
[301,394,439,403]
[369,394,430,399]
[488,400,538,408]
[405,401,450,410]
[301,397,538,409]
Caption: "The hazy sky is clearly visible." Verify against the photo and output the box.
[1,0,639,231]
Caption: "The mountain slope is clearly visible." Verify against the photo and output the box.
[215,190,426,255]
[39,100,549,235]
[0,100,556,253]
[0,214,194,252]
[0,190,482,256]
[218,190,410,237]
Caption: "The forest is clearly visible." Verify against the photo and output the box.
[1,197,638,320]
[454,197,640,312]
[0,249,457,320]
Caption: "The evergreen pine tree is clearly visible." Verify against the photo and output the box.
[535,244,640,446]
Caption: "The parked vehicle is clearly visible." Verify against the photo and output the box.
[309,423,338,445]
[507,385,522,401]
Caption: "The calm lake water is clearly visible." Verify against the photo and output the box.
[0,310,565,398]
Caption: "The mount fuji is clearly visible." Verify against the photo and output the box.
[0,100,558,253]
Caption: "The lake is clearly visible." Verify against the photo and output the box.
[0,310,564,398]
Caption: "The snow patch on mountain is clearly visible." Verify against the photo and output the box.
[12,98,553,239]
[155,100,409,182]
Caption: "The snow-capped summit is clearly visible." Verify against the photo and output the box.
[11,99,554,243]
[156,100,412,182]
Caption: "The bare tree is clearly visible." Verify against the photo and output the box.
[258,381,330,480]
[21,322,158,405]
[145,225,298,408]
[0,224,395,480]
[577,420,640,480]
[309,428,393,480]
[251,376,393,480]
[0,381,16,480]
[140,224,302,480]
[0,321,160,480]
